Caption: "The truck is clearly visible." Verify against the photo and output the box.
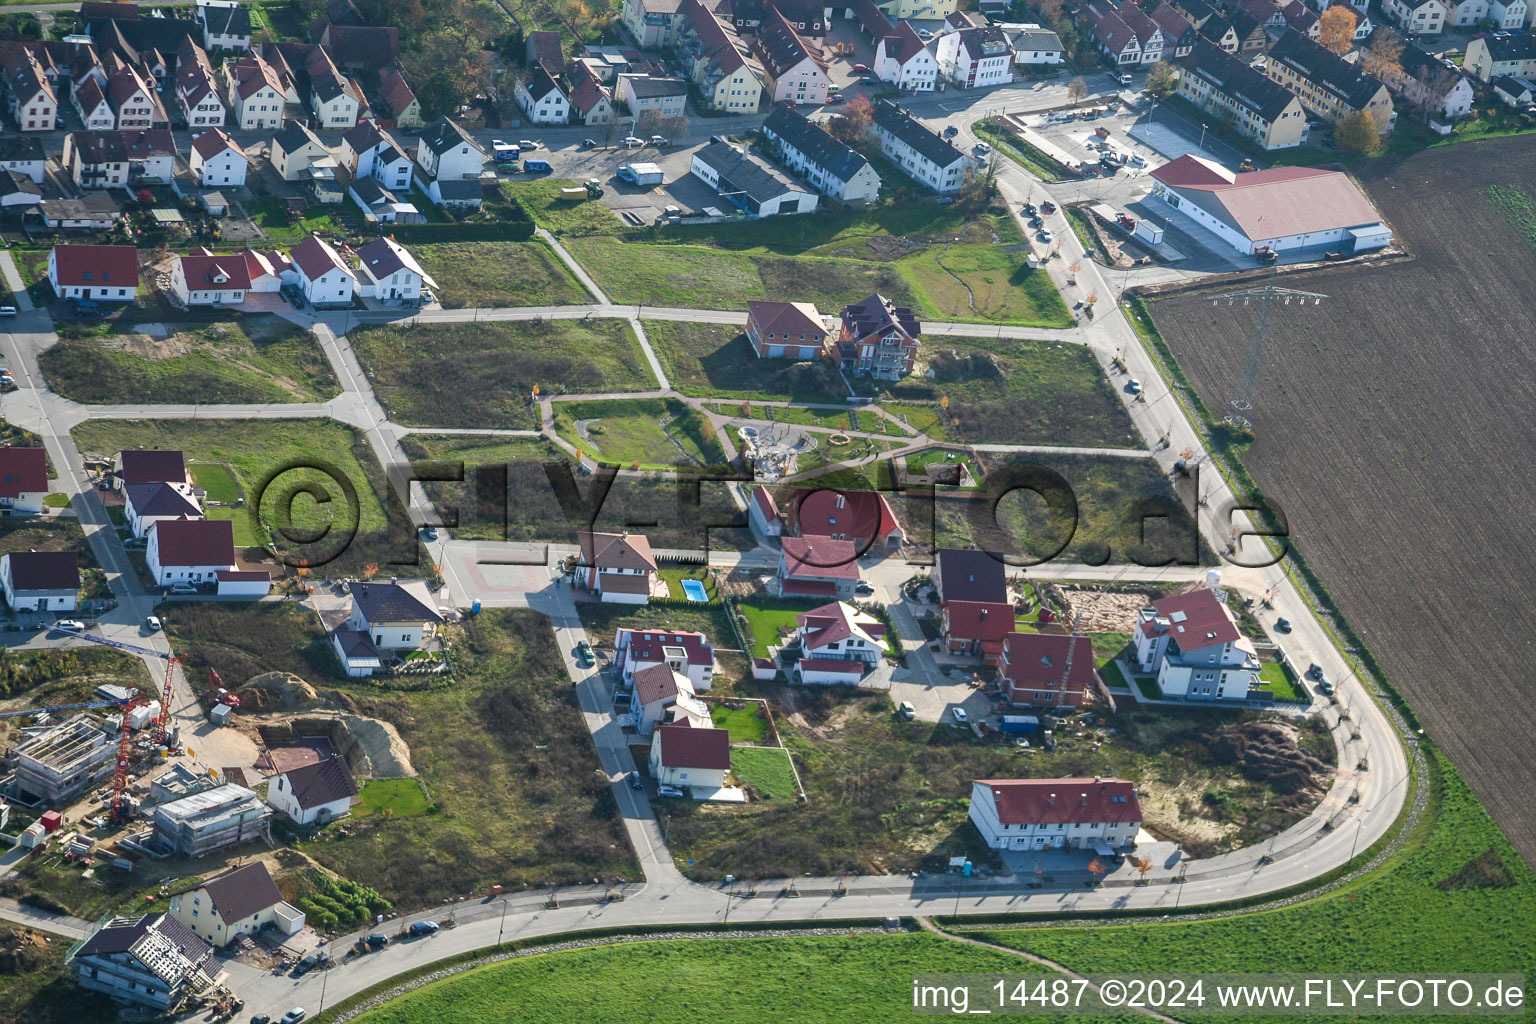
[523,158,552,174]
[616,162,664,187]
[491,140,519,163]
[1000,715,1039,735]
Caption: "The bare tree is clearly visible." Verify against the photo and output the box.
[1067,75,1088,106]
[1361,27,1405,81]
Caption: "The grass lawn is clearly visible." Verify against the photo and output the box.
[710,703,769,743]
[37,318,338,404]
[351,320,656,429]
[646,321,847,402]
[657,562,719,602]
[963,754,1536,1024]
[1257,660,1305,702]
[552,397,727,470]
[71,419,412,575]
[503,180,629,236]
[344,934,1134,1024]
[244,200,347,243]
[881,401,948,440]
[204,506,262,548]
[903,446,983,488]
[735,599,820,659]
[352,778,431,818]
[1098,659,1131,690]
[42,493,68,508]
[729,745,798,800]
[708,401,851,430]
[189,461,241,504]
[412,241,588,308]
[898,246,1072,326]
[1134,676,1163,699]
[291,610,636,907]
[974,119,1074,182]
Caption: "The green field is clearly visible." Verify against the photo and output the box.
[735,599,822,659]
[351,320,657,429]
[709,703,769,743]
[504,180,629,236]
[904,446,983,488]
[188,461,241,504]
[37,318,338,404]
[646,321,847,402]
[353,778,431,818]
[72,419,411,574]
[963,755,1536,1024]
[730,745,798,800]
[1257,660,1306,701]
[413,241,588,308]
[553,397,727,470]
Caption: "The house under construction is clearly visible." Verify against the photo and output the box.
[7,714,117,805]
[150,785,271,858]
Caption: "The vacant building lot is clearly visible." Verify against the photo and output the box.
[552,397,728,470]
[646,321,848,403]
[1143,135,1536,866]
[350,320,656,429]
[412,241,588,308]
[39,318,338,405]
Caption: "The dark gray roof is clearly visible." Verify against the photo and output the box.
[1009,27,1063,52]
[1481,33,1536,63]
[693,141,807,203]
[936,548,1006,604]
[0,136,45,163]
[200,2,251,37]
[125,481,200,519]
[434,178,481,200]
[273,120,324,155]
[333,628,381,660]
[181,862,283,924]
[280,755,358,809]
[872,99,968,171]
[1492,74,1532,95]
[763,107,874,185]
[623,74,688,98]
[350,578,443,623]
[1268,28,1386,110]
[5,551,79,592]
[419,116,483,156]
[1181,40,1299,122]
[74,913,210,983]
[38,194,123,221]
[0,170,41,199]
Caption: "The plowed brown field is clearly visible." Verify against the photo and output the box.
[1146,136,1536,867]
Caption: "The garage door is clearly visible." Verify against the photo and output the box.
[769,345,785,357]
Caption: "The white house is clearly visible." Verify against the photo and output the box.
[168,250,250,307]
[1442,0,1488,27]
[968,777,1142,852]
[1465,33,1536,81]
[47,243,139,302]
[347,177,423,224]
[1002,23,1065,64]
[188,129,247,187]
[105,65,160,129]
[691,141,819,217]
[343,578,443,652]
[875,24,940,91]
[73,78,116,131]
[198,0,253,51]
[216,569,271,597]
[225,54,285,130]
[0,446,48,514]
[176,42,227,128]
[168,863,303,949]
[1132,585,1261,701]
[616,73,689,119]
[2,49,57,131]
[871,99,973,194]
[146,518,237,587]
[790,601,886,684]
[628,663,710,734]
[0,137,46,183]
[266,756,358,825]
[416,116,485,181]
[1488,0,1528,29]
[934,25,1015,88]
[761,106,880,206]
[578,530,662,603]
[341,120,412,191]
[354,236,436,303]
[289,234,357,308]
[613,627,716,691]
[1,551,79,612]
[648,722,731,792]
[1383,0,1449,34]
[752,8,829,105]
[748,485,782,537]
[62,129,177,187]
[124,481,203,538]
[515,62,571,125]
[70,914,215,1010]
[305,47,363,129]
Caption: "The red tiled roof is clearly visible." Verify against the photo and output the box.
[0,447,47,497]
[751,484,780,521]
[746,300,825,341]
[579,530,657,572]
[797,657,864,673]
[795,600,884,650]
[1000,632,1096,688]
[788,487,900,544]
[780,535,859,580]
[655,722,730,769]
[976,777,1141,826]
[51,244,138,289]
[151,518,234,567]
[782,578,838,596]
[1141,587,1241,648]
[290,234,350,281]
[634,662,683,704]
[190,128,240,162]
[943,600,1013,643]
[117,449,184,485]
[600,572,651,594]
[178,253,251,290]
[4,551,78,591]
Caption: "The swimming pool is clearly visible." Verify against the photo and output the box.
[681,579,709,602]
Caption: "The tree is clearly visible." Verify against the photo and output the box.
[827,93,874,146]
[1037,0,1066,27]
[1146,61,1178,99]
[1318,5,1358,55]
[1086,857,1107,886]
[1335,109,1379,154]
[1361,26,1405,82]
[1067,75,1088,106]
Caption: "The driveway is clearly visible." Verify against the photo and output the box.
[886,596,991,723]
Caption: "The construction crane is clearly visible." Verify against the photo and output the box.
[49,627,181,748]
[0,694,147,822]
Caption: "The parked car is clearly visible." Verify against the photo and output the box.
[52,619,85,632]
[1029,216,1043,229]
[827,83,841,93]
[859,75,879,84]
[1128,153,1146,167]
[1022,202,1037,215]
[826,93,845,104]
[491,140,519,162]
[420,525,438,541]
[0,306,15,317]
[854,581,875,595]
[897,701,916,721]
[1041,200,1057,214]
[576,641,595,667]
[169,583,197,594]
[951,707,968,725]
[1125,379,1143,395]
[622,136,644,148]
[517,139,538,149]
[251,1016,271,1024]
[1306,662,1323,681]
[144,616,162,632]
[407,921,439,937]
[972,141,991,155]
[943,124,960,138]
[657,785,685,798]
[851,63,871,73]
[1318,679,1336,696]
[649,135,669,145]
[293,952,329,976]
[280,1011,307,1024]
[1038,228,1053,242]
[1117,72,1134,85]
[628,770,643,790]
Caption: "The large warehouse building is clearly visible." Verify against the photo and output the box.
[1148,155,1391,257]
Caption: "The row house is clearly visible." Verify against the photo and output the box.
[106,61,165,128]
[968,778,1141,852]
[567,60,616,125]
[752,8,829,106]
[188,128,247,186]
[1177,41,1309,149]
[715,0,826,34]
[875,23,939,92]
[833,290,921,379]
[1465,33,1536,82]
[746,297,828,359]
[147,518,237,587]
[74,76,116,130]
[934,25,1014,89]
[224,54,286,130]
[1265,28,1395,130]
[1079,0,1164,65]
[613,627,715,691]
[761,106,880,205]
[1313,0,1376,39]
[376,67,422,128]
[341,119,413,192]
[690,140,818,215]
[1148,5,1196,59]
[1387,43,1474,119]
[871,98,973,194]
[935,548,1009,664]
[674,0,765,112]
[1227,9,1268,53]
[779,536,861,600]
[175,40,227,128]
[62,129,177,187]
[1383,0,1448,34]
[2,47,57,131]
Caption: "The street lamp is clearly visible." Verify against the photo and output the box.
[1198,122,1209,154]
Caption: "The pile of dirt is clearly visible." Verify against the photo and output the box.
[0,926,53,976]
[1044,584,1163,634]
[1201,720,1330,804]
[927,349,1003,383]
[234,671,324,712]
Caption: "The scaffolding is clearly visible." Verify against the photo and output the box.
[8,715,116,805]
[150,785,271,858]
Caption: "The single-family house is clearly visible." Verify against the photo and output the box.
[168,863,304,949]
[752,8,829,105]
[628,663,709,733]
[269,120,330,180]
[761,106,880,206]
[621,0,685,49]
[376,67,422,127]
[113,448,186,491]
[997,631,1098,708]
[354,236,436,303]
[47,243,139,302]
[779,535,860,599]
[942,601,1015,663]
[748,485,782,537]
[1,551,79,612]
[1488,0,1528,29]
[105,63,162,128]
[516,61,571,125]
[62,128,177,186]
[786,486,903,550]
[69,913,214,1010]
[343,578,443,652]
[1493,74,1534,106]
[934,548,1007,605]
[416,116,485,181]
[1004,23,1066,64]
[1177,41,1309,150]
[168,249,250,307]
[613,627,716,690]
[1384,0,1449,33]
[290,234,357,307]
[833,291,922,379]
[266,755,358,825]
[224,54,285,130]
[1132,586,1261,700]
[175,41,226,128]
[197,0,251,51]
[578,529,662,603]
[648,722,731,791]
[0,170,42,211]
[1465,33,1536,82]
[188,128,246,186]
[72,77,115,130]
[872,99,972,194]
[791,600,886,683]
[0,447,48,513]
[935,25,1014,88]
[566,59,615,124]
[1390,44,1474,118]
[347,176,422,224]
[968,777,1141,851]
[341,119,412,191]
[0,137,46,183]
[673,0,765,112]
[1265,28,1395,130]
[690,141,818,216]
[746,297,828,358]
[3,47,58,131]
[875,23,939,92]
[124,481,203,537]
[146,518,236,587]
[616,72,689,118]
[305,46,364,128]
[422,177,482,210]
